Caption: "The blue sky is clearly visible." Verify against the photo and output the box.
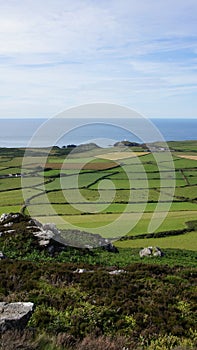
[0,0,197,118]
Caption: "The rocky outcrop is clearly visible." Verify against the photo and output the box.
[0,213,118,255]
[139,246,164,258]
[0,213,21,224]
[0,302,34,332]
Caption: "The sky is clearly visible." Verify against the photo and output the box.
[0,0,197,118]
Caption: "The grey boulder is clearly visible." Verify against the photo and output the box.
[0,302,34,332]
[139,246,164,258]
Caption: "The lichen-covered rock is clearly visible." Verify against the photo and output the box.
[0,302,34,332]
[0,212,119,255]
[139,247,152,257]
[152,246,164,257]
[139,246,164,258]
[0,213,20,223]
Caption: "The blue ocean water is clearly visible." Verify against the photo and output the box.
[0,118,196,147]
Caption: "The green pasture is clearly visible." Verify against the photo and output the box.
[28,183,176,206]
[121,162,175,173]
[109,170,182,180]
[39,169,87,176]
[33,210,197,235]
[0,205,22,215]
[121,152,169,164]
[184,170,197,176]
[43,172,109,191]
[116,231,197,251]
[39,169,60,177]
[0,189,24,206]
[173,157,197,169]
[28,191,196,212]
[47,156,114,164]
[0,167,22,175]
[106,201,197,212]
[168,140,197,153]
[90,178,185,189]
[0,142,197,253]
[0,177,22,191]
[174,185,197,199]
[0,157,23,167]
[187,176,197,185]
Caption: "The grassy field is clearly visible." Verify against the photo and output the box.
[0,141,197,251]
[116,231,197,251]
[94,151,149,160]
[168,140,197,152]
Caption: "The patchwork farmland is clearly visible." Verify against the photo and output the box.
[0,140,197,251]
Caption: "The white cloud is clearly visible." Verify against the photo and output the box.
[0,0,197,117]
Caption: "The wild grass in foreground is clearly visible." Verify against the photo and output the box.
[0,260,196,349]
[1,331,197,350]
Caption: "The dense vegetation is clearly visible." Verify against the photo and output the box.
[0,259,197,349]
[0,213,196,349]
[0,141,197,349]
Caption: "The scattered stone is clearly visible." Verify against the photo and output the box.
[0,213,23,224]
[139,247,152,258]
[0,251,6,260]
[74,268,88,274]
[4,222,13,227]
[139,246,164,258]
[108,269,126,275]
[74,268,94,274]
[39,239,51,246]
[0,302,34,332]
[152,246,164,257]
[4,230,15,234]
[0,213,10,223]
[11,214,20,219]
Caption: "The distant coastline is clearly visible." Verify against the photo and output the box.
[0,118,196,148]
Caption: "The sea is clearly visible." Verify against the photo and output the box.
[0,118,196,148]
